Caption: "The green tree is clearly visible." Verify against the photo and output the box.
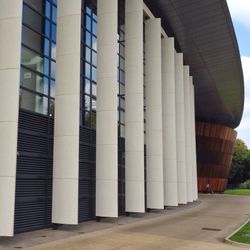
[228,139,250,185]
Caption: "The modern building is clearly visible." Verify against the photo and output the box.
[0,0,244,236]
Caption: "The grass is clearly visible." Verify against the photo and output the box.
[229,221,250,244]
[224,189,250,196]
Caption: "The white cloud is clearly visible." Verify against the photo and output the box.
[227,0,250,28]
[236,56,250,147]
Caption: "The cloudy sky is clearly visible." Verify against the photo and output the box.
[227,0,250,147]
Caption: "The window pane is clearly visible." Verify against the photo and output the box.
[21,47,44,74]
[52,5,57,23]
[91,98,96,111]
[119,84,125,96]
[91,111,96,128]
[83,111,91,127]
[92,36,97,50]
[92,67,96,82]
[21,67,49,95]
[92,51,97,66]
[50,80,55,97]
[84,47,91,62]
[92,21,97,35]
[45,1,51,18]
[24,0,43,14]
[120,111,125,124]
[45,19,50,37]
[84,63,91,78]
[51,42,56,60]
[52,23,57,41]
[85,15,91,31]
[51,61,56,79]
[92,83,96,96]
[23,5,43,34]
[83,95,90,111]
[84,79,91,94]
[120,125,125,138]
[20,89,48,115]
[85,31,91,47]
[49,98,55,117]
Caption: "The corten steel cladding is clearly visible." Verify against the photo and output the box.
[196,122,237,192]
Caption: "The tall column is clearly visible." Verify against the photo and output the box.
[0,1,22,236]
[183,66,193,202]
[190,76,198,200]
[161,37,178,207]
[52,0,82,224]
[175,53,187,204]
[96,0,118,217]
[145,18,164,209]
[125,0,145,213]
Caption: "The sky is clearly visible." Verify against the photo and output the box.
[227,0,250,147]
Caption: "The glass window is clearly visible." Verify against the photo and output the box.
[83,95,90,111]
[119,84,125,96]
[120,111,125,124]
[49,98,55,117]
[52,23,57,41]
[45,1,51,18]
[92,67,96,82]
[52,5,57,23]
[92,51,97,66]
[51,43,56,60]
[92,83,96,96]
[23,0,43,14]
[21,67,49,95]
[92,21,97,35]
[83,111,91,127]
[85,47,91,62]
[20,89,48,115]
[85,15,91,31]
[21,47,45,74]
[23,5,44,34]
[91,111,96,128]
[84,63,91,78]
[120,125,125,138]
[44,19,51,37]
[50,80,55,97]
[86,6,91,15]
[85,31,91,47]
[84,79,91,94]
[51,61,56,79]
[92,36,97,50]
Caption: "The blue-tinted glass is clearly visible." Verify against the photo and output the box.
[92,36,97,50]
[52,5,57,23]
[92,83,96,96]
[50,80,55,97]
[120,71,125,83]
[84,63,91,78]
[85,47,91,62]
[51,61,56,79]
[44,19,50,37]
[93,20,97,35]
[85,31,91,47]
[86,6,91,15]
[92,67,96,82]
[53,0,57,5]
[51,42,56,60]
[52,23,56,42]
[45,1,51,18]
[93,13,97,21]
[92,51,97,66]
[85,15,91,31]
[84,79,91,94]
[44,38,50,56]
[44,58,49,76]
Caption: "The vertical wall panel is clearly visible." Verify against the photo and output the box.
[190,77,198,200]
[161,37,178,207]
[96,0,118,217]
[125,0,145,213]
[0,0,22,236]
[52,0,82,224]
[145,18,164,209]
[175,53,187,204]
[183,66,193,202]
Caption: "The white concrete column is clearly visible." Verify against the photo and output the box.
[175,53,187,204]
[52,0,82,225]
[145,18,164,209]
[190,76,198,200]
[183,66,193,202]
[96,0,118,217]
[125,0,145,213]
[0,0,22,236]
[161,37,178,207]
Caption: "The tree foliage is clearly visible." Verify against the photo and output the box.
[228,139,250,185]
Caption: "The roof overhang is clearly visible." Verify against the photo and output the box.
[145,0,244,128]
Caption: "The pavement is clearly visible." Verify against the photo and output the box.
[1,194,250,249]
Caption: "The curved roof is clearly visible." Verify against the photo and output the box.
[145,0,244,128]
